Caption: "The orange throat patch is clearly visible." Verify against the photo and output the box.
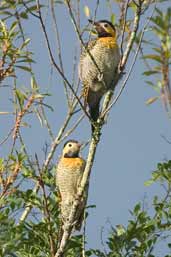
[60,157,85,170]
[98,37,118,49]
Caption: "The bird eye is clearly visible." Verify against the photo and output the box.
[68,143,72,147]
[104,23,108,28]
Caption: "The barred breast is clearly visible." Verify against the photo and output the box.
[79,40,120,93]
[56,157,85,221]
[56,157,85,202]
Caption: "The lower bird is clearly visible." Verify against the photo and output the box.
[56,140,86,231]
[79,19,120,132]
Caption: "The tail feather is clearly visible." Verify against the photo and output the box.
[89,102,100,133]
[75,182,89,231]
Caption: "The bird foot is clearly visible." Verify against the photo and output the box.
[72,220,77,226]
[97,72,103,82]
[98,73,108,90]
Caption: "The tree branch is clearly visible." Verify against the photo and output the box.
[36,0,91,121]
[100,0,143,118]
[54,2,147,256]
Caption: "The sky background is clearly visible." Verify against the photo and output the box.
[0,0,171,256]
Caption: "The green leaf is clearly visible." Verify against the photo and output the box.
[143,70,159,76]
[16,58,35,63]
[144,179,154,186]
[15,65,32,72]
[15,89,25,109]
[134,203,141,214]
[145,96,159,105]
[143,54,162,63]
[20,38,31,49]
[9,21,18,34]
[84,5,90,18]
[111,14,115,25]
[116,224,126,236]
[86,204,96,209]
[31,77,38,91]
[20,11,28,19]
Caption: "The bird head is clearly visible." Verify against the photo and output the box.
[63,140,82,158]
[88,19,116,38]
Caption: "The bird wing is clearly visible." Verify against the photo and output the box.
[80,39,97,60]
[79,39,98,107]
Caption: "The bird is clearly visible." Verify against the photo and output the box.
[79,19,120,132]
[56,140,86,231]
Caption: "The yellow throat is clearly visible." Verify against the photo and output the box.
[98,37,118,49]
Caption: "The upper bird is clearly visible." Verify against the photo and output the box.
[56,140,86,231]
[79,19,120,132]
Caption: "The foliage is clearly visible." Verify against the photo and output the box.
[92,160,171,257]
[0,152,59,256]
[0,0,171,257]
[142,7,171,113]
[0,20,33,82]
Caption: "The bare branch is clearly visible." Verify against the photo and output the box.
[101,1,144,118]
[54,2,149,256]
[0,127,14,147]
[38,102,55,141]
[35,154,56,256]
[60,114,85,141]
[65,0,103,77]
[19,181,40,223]
[50,0,70,107]
[120,1,142,69]
[35,0,91,121]
[120,0,130,59]
[101,11,154,117]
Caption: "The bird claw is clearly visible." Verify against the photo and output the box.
[98,73,108,90]
[97,73,103,82]
[72,220,77,226]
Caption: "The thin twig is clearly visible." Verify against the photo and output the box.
[39,101,55,141]
[50,0,70,107]
[104,2,156,117]
[101,1,143,117]
[101,13,152,117]
[120,1,142,69]
[120,0,130,59]
[161,134,171,145]
[82,210,86,257]
[18,132,36,171]
[0,127,14,147]
[60,114,85,142]
[21,0,39,18]
[13,95,35,141]
[65,0,103,77]
[36,0,91,121]
[35,154,56,256]
[19,181,40,223]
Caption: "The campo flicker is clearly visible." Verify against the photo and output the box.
[79,19,120,131]
[56,140,86,230]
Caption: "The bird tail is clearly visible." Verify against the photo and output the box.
[74,210,84,231]
[89,101,100,133]
[74,183,89,231]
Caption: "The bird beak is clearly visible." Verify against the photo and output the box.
[88,19,98,27]
[78,142,83,148]
[88,19,93,24]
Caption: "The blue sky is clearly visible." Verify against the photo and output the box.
[0,0,171,255]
